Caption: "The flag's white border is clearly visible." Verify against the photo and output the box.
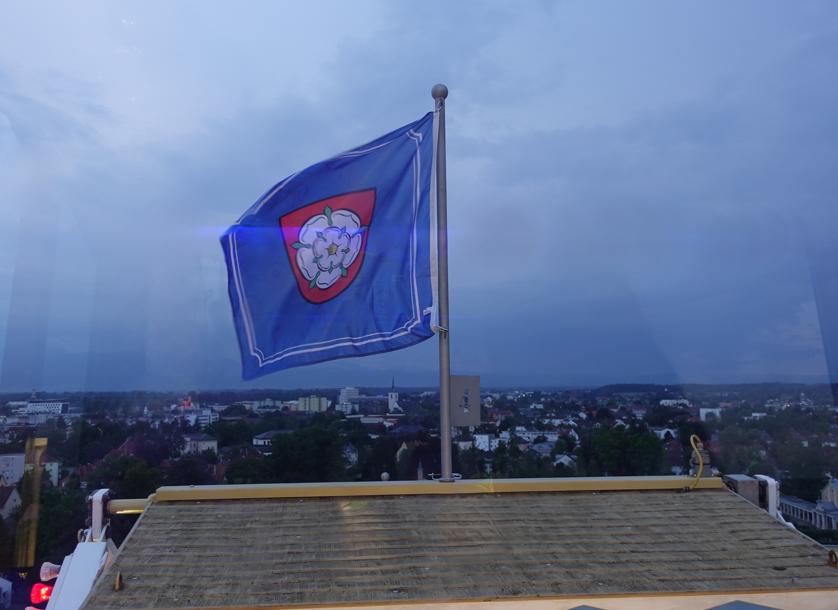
[226,125,434,368]
[429,109,440,332]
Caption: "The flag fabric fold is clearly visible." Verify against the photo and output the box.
[221,112,438,380]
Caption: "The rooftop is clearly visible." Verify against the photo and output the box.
[85,478,838,610]
[252,430,291,440]
[0,486,17,504]
[182,434,216,442]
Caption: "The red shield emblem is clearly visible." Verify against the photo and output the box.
[280,189,375,304]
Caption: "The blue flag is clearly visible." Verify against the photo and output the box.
[221,112,440,380]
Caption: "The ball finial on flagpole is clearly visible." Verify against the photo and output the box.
[431,84,449,100]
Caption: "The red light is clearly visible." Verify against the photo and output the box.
[30,584,52,604]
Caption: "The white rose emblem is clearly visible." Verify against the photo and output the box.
[292,205,367,290]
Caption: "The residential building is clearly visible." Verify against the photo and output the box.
[822,478,838,505]
[744,412,768,420]
[790,429,809,447]
[252,430,289,448]
[454,435,474,451]
[0,454,24,486]
[529,442,553,457]
[185,409,219,428]
[182,433,218,455]
[499,429,559,444]
[472,433,501,452]
[780,479,838,530]
[660,399,691,407]
[396,442,411,463]
[558,427,579,441]
[648,426,678,441]
[299,395,328,412]
[0,487,21,519]
[41,453,60,487]
[487,409,513,423]
[336,401,356,414]
[698,407,722,421]
[14,399,69,415]
[339,387,360,404]
[783,498,813,528]
[337,389,364,413]
[344,414,398,428]
[253,399,280,410]
[552,454,577,470]
[665,439,685,475]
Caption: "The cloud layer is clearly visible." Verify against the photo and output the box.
[1,2,837,390]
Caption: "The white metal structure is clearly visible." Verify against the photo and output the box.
[40,490,118,610]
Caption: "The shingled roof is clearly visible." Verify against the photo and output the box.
[83,478,838,610]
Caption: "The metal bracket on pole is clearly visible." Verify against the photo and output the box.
[86,489,112,542]
[432,83,454,483]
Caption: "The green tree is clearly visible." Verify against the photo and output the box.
[205,419,255,449]
[396,444,416,480]
[596,407,615,421]
[35,485,87,565]
[510,452,553,478]
[678,421,708,446]
[0,519,13,573]
[771,437,830,501]
[82,455,162,544]
[163,455,214,486]
[86,455,162,500]
[552,438,567,457]
[626,433,666,476]
[645,406,674,427]
[553,463,576,478]
[578,428,664,476]
[491,442,510,478]
[455,443,483,479]
[221,404,250,416]
[358,435,398,481]
[498,416,517,432]
[268,426,349,483]
[225,457,270,484]
[66,419,129,466]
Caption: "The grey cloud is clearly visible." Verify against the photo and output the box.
[1,4,836,390]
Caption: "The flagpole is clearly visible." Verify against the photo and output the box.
[432,83,454,483]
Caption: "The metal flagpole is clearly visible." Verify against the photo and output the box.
[432,83,454,483]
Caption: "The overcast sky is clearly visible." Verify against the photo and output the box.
[1,1,837,391]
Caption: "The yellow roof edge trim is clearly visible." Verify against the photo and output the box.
[107,494,156,515]
[150,475,725,502]
[130,587,838,610]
